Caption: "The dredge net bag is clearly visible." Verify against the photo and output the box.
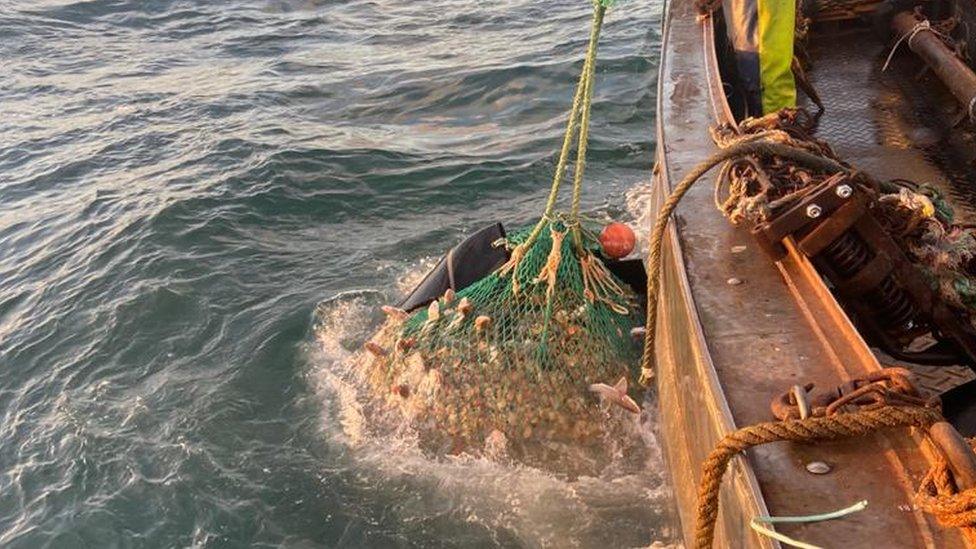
[375,222,639,456]
[354,0,642,464]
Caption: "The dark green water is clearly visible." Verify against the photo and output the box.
[0,1,672,546]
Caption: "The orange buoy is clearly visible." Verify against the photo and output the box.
[599,222,635,259]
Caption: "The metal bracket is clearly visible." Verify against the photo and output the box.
[751,176,976,369]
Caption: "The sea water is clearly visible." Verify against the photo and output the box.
[0,1,676,546]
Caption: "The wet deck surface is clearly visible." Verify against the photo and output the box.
[655,8,966,545]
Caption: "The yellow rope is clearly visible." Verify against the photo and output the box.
[569,2,603,246]
[533,225,566,302]
[501,1,606,277]
[916,439,976,544]
[540,3,603,225]
[694,405,942,548]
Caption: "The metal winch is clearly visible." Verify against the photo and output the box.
[750,173,976,368]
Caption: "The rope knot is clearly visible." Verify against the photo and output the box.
[916,446,976,542]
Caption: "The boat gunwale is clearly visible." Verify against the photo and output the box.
[650,4,774,546]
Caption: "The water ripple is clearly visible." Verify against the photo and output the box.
[0,0,665,546]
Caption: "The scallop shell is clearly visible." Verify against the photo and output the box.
[364,342,388,357]
[396,337,416,352]
[381,305,408,320]
[805,461,831,475]
[427,300,441,322]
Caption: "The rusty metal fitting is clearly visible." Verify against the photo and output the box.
[771,383,815,420]
[770,368,932,420]
[928,421,976,491]
[825,382,891,416]
[791,384,812,419]
[751,171,976,367]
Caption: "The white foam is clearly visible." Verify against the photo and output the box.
[624,180,655,257]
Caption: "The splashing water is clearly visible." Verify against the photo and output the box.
[306,262,680,548]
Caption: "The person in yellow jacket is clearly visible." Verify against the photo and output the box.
[723,0,797,115]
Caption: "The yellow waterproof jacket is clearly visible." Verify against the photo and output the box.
[723,0,796,114]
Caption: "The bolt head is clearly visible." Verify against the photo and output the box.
[836,184,853,198]
[806,204,823,218]
[805,461,832,475]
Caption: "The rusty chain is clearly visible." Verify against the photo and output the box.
[770,367,938,421]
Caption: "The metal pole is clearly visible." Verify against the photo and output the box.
[891,11,976,120]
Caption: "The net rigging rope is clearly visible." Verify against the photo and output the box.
[364,0,640,457]
[505,0,606,266]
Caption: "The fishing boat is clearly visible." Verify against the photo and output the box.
[352,0,976,544]
[652,0,976,545]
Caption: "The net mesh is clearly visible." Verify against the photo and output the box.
[362,220,640,458]
[354,1,643,462]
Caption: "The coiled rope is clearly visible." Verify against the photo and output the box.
[694,405,942,548]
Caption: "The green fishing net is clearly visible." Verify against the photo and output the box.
[379,221,638,451]
[354,1,643,460]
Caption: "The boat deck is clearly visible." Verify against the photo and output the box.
[653,1,972,544]
[809,26,976,221]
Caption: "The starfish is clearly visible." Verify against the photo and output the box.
[588,376,641,414]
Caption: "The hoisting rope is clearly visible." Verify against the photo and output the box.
[694,404,942,548]
[501,0,608,275]
[638,139,846,385]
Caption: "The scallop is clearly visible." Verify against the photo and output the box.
[381,305,408,320]
[475,315,492,331]
[805,461,832,475]
[456,297,473,316]
[364,342,388,357]
[427,300,441,322]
